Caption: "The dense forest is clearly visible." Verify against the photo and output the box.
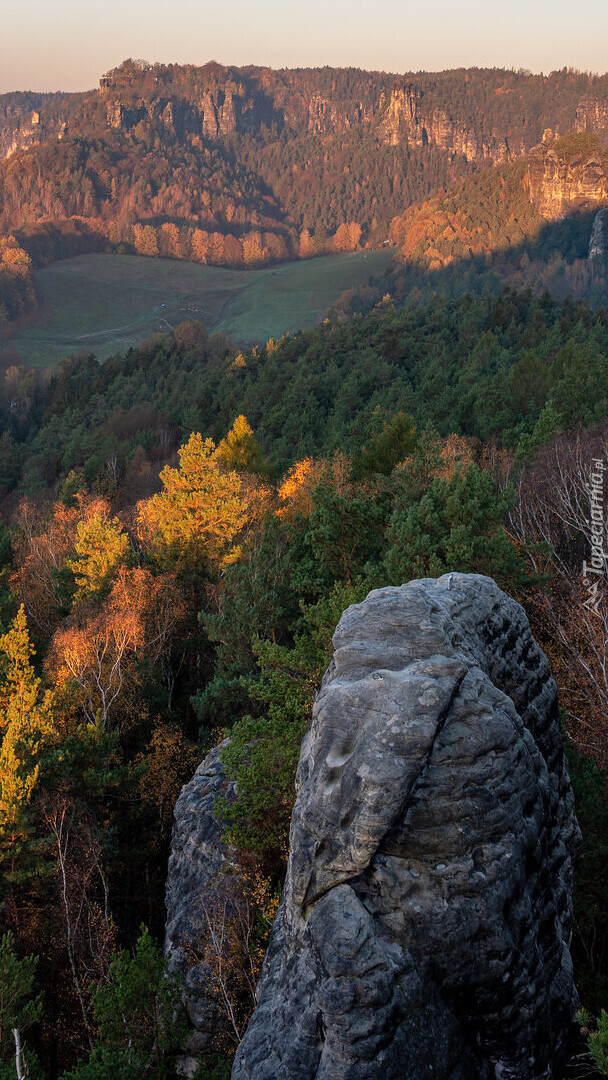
[0,289,605,495]
[0,288,606,1075]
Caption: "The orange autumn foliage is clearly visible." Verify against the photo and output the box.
[48,567,184,729]
[11,498,80,634]
[11,494,130,633]
[276,452,370,529]
[436,433,478,479]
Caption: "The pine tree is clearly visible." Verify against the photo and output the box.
[67,503,130,602]
[137,433,249,575]
[214,416,268,475]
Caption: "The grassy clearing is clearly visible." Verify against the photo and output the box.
[3,249,394,367]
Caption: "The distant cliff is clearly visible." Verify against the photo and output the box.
[387,127,608,279]
[379,83,525,163]
[575,96,608,142]
[94,63,608,167]
[0,91,80,159]
[589,206,608,261]
[527,131,608,219]
[3,63,608,286]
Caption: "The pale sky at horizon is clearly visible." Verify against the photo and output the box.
[1,0,607,93]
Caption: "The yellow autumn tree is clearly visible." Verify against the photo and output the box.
[276,457,325,520]
[132,223,159,258]
[191,229,209,263]
[159,222,181,258]
[299,229,315,258]
[333,222,362,253]
[0,607,55,874]
[67,499,131,601]
[0,236,32,279]
[137,432,249,574]
[215,416,268,475]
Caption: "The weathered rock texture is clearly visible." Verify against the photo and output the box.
[528,136,608,219]
[379,85,524,163]
[165,744,239,1073]
[0,107,70,160]
[575,97,608,143]
[232,574,581,1080]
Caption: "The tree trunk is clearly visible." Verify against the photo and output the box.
[13,1027,26,1080]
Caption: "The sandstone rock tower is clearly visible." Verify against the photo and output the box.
[232,574,581,1080]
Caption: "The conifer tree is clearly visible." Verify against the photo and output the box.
[137,432,249,575]
[67,504,130,603]
[214,416,268,475]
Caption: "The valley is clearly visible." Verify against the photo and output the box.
[3,247,393,365]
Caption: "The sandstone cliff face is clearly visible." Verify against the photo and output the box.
[0,112,68,160]
[95,67,546,164]
[528,135,608,219]
[103,83,240,138]
[575,97,608,143]
[306,95,373,135]
[232,574,580,1080]
[379,85,525,163]
[0,91,79,160]
[200,88,238,137]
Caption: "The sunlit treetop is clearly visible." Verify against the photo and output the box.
[136,431,250,574]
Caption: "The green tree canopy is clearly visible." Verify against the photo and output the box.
[384,464,526,587]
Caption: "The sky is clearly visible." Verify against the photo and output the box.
[2,0,608,93]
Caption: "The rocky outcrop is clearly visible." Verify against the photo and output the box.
[307,95,341,135]
[106,101,147,130]
[233,574,581,1080]
[165,744,239,1074]
[379,85,525,163]
[0,111,68,159]
[528,134,608,219]
[200,88,238,137]
[104,86,239,138]
[307,95,372,135]
[575,97,608,143]
[589,206,608,261]
[0,91,78,159]
[95,64,555,163]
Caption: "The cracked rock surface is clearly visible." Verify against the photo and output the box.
[232,574,581,1080]
[165,744,238,1072]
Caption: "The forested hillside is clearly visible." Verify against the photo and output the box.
[0,289,606,495]
[2,62,608,290]
[0,290,606,1075]
[1,55,608,1080]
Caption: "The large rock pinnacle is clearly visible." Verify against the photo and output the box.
[232,574,581,1080]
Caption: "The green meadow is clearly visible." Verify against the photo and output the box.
[4,249,394,366]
